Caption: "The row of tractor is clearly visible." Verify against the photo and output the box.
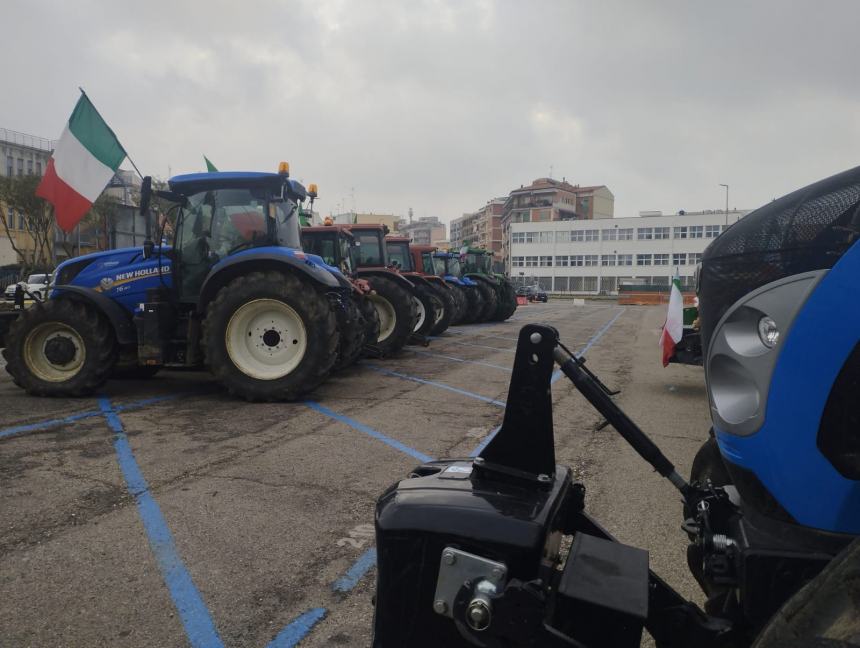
[0,167,517,401]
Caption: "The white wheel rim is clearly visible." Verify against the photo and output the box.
[413,296,426,332]
[369,294,397,342]
[23,322,86,382]
[225,298,308,380]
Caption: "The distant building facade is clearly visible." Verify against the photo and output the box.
[331,212,401,231]
[500,178,614,268]
[0,128,54,266]
[450,198,505,258]
[396,216,446,246]
[509,209,749,294]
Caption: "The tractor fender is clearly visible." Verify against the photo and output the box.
[197,252,340,313]
[444,275,465,287]
[355,269,416,293]
[52,285,137,345]
[423,275,451,290]
[465,273,500,287]
[400,273,434,289]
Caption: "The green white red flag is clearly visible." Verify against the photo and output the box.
[660,271,684,367]
[36,92,127,232]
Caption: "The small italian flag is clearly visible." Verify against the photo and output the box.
[36,92,127,232]
[660,271,684,367]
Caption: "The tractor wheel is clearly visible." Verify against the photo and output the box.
[494,281,518,321]
[333,295,366,371]
[428,286,454,336]
[448,285,467,325]
[473,280,498,323]
[2,298,117,396]
[203,270,338,401]
[458,285,484,325]
[412,283,441,337]
[364,275,416,356]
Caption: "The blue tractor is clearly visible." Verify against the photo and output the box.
[431,251,485,325]
[1,167,349,401]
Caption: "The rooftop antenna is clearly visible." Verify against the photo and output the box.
[409,207,414,224]
[549,164,554,179]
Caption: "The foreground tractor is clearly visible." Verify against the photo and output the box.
[372,166,860,646]
[302,223,418,356]
[2,167,346,401]
[460,246,518,321]
[386,236,454,336]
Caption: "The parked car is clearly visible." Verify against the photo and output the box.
[4,273,51,301]
[516,284,548,302]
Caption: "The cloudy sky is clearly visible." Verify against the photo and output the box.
[4,1,859,223]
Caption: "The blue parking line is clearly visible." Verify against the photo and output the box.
[365,364,506,408]
[98,398,225,648]
[304,400,433,463]
[332,548,378,593]
[265,608,327,648]
[0,394,181,441]
[410,349,511,372]
[446,339,515,354]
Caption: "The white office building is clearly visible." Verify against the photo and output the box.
[509,209,749,294]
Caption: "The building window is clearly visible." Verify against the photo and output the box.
[571,230,584,242]
[26,159,33,175]
[653,253,669,266]
[617,254,633,266]
[556,231,570,243]
[601,254,616,266]
[602,228,617,241]
[674,226,688,239]
[584,229,599,241]
[689,225,703,239]
[36,161,42,175]
[539,255,553,267]
[512,232,524,244]
[512,256,524,267]
[637,253,653,266]
[539,231,553,244]
[525,256,538,267]
[705,224,720,238]
[721,224,730,233]
[17,158,24,176]
[583,276,598,292]
[618,228,633,240]
[637,227,653,240]
[556,255,569,267]
[672,252,687,266]
[688,253,703,265]
[653,227,670,240]
[569,277,584,291]
[554,276,569,291]
[571,255,584,267]
[584,254,598,266]
[6,156,12,176]
[601,276,618,293]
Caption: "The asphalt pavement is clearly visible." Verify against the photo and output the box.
[0,302,711,647]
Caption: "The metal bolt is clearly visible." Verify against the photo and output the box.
[466,600,492,631]
[537,474,552,483]
[473,457,485,466]
[530,332,542,344]
[443,551,456,565]
[433,600,448,614]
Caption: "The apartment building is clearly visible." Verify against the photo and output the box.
[450,197,505,257]
[396,216,446,246]
[500,177,614,268]
[509,209,749,294]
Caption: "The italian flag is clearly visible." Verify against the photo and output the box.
[660,271,684,367]
[36,93,127,232]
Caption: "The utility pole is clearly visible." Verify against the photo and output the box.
[719,183,729,225]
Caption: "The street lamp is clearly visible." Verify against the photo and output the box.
[719,183,729,225]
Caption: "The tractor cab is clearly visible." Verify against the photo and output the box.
[461,247,493,275]
[385,236,414,272]
[301,224,359,276]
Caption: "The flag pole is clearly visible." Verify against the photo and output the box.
[77,87,145,180]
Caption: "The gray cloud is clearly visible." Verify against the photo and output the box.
[3,0,859,222]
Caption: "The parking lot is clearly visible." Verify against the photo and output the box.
[0,302,712,647]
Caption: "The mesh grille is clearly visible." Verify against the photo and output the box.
[700,165,860,351]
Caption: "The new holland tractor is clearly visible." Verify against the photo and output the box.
[431,251,486,324]
[371,167,860,647]
[386,236,455,336]
[460,245,518,322]
[410,245,468,325]
[1,166,350,401]
[301,223,421,356]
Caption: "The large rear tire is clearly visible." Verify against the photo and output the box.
[357,295,381,356]
[458,285,484,325]
[493,281,518,321]
[203,271,338,401]
[412,282,441,337]
[428,285,454,336]
[333,294,366,371]
[365,275,416,356]
[2,299,117,396]
[473,279,498,322]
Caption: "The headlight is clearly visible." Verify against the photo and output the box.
[757,316,780,348]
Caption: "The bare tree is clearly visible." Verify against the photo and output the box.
[0,174,54,272]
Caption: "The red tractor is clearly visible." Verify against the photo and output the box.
[386,236,455,335]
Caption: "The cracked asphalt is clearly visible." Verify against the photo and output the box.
[0,302,711,647]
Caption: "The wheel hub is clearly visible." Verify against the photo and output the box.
[262,329,282,347]
[44,336,77,365]
[225,298,308,380]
